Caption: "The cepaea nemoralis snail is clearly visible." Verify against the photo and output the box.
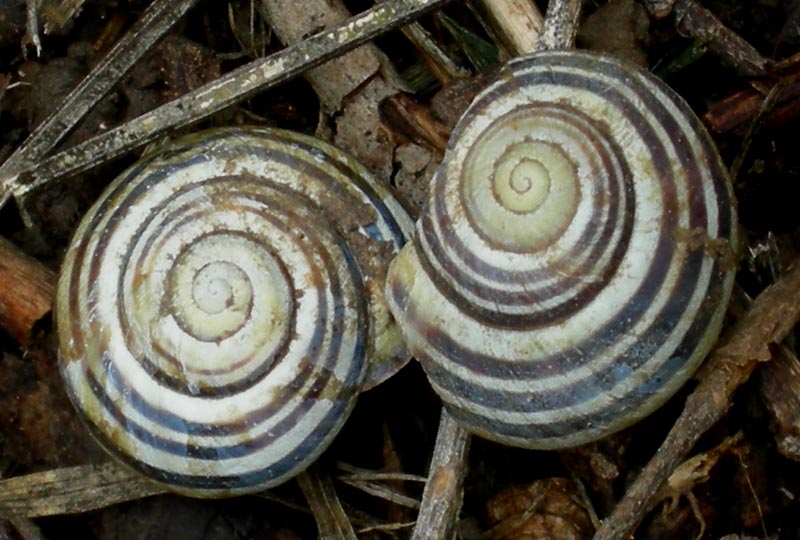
[386,50,738,449]
[56,127,413,496]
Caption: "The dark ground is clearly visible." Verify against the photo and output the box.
[1,0,800,539]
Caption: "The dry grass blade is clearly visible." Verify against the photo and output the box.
[337,476,421,509]
[337,462,427,484]
[298,464,358,540]
[0,462,165,518]
[357,520,416,534]
[3,0,452,210]
[0,0,199,194]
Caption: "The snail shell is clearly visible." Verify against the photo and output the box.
[56,127,412,496]
[386,50,738,449]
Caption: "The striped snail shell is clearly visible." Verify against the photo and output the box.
[386,50,738,449]
[56,127,413,496]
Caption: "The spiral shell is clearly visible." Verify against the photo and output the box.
[56,127,412,496]
[386,50,738,449]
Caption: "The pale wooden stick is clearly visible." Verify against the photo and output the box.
[476,0,544,55]
[410,409,471,540]
[298,464,358,540]
[536,0,582,51]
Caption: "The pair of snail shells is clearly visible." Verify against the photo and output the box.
[386,50,738,449]
[55,127,413,497]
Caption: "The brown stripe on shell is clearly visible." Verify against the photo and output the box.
[385,50,738,450]
[414,104,636,327]
[56,127,407,497]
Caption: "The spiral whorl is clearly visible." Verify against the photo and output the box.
[56,128,412,496]
[387,50,738,449]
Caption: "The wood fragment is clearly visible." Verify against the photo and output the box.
[258,0,408,184]
[0,235,55,346]
[1,0,453,210]
[411,409,471,540]
[380,93,449,154]
[673,0,769,76]
[758,345,800,461]
[594,259,800,540]
[23,0,42,57]
[536,0,582,51]
[399,20,469,85]
[298,464,358,540]
[2,516,44,540]
[0,462,164,518]
[475,0,544,55]
[40,0,87,34]
[642,0,770,76]
[728,82,784,184]
[259,0,395,114]
[704,52,800,134]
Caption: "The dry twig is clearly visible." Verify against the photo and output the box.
[0,0,453,219]
[537,0,582,51]
[594,260,800,540]
[475,0,544,55]
[640,0,769,76]
[411,409,472,540]
[704,52,800,134]
[0,0,199,203]
[0,236,54,346]
[399,20,469,85]
[298,464,358,540]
